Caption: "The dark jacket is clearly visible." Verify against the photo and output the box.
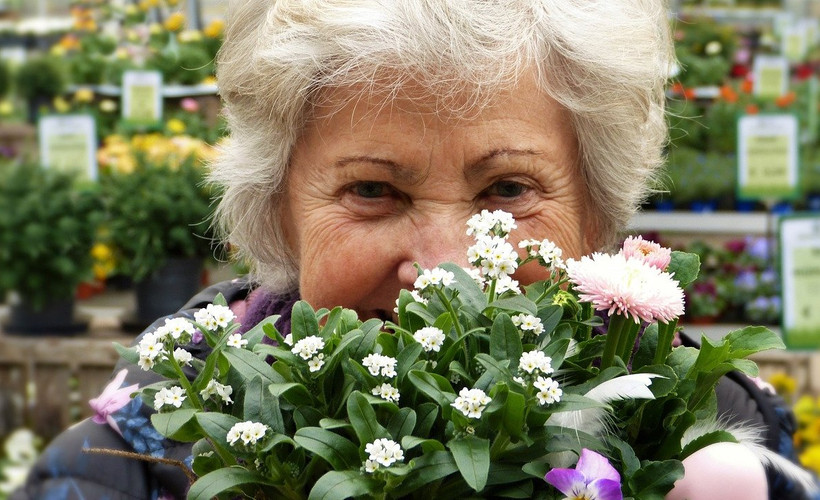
[12,280,814,499]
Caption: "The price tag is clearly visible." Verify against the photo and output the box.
[122,70,163,124]
[779,215,820,349]
[782,23,807,63]
[37,114,98,181]
[737,114,799,200]
[753,55,788,99]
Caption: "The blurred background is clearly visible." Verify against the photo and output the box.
[0,0,819,495]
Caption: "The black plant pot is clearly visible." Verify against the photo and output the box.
[4,297,87,336]
[133,257,204,328]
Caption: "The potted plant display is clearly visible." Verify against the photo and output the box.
[99,133,218,327]
[0,162,101,334]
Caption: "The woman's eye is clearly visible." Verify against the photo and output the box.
[353,181,390,198]
[486,180,527,198]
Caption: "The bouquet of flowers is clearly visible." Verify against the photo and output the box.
[115,210,786,499]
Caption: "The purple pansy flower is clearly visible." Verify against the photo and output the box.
[88,368,139,436]
[545,448,623,500]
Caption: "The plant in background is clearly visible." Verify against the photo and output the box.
[0,429,41,497]
[14,55,67,122]
[0,164,102,309]
[109,211,789,499]
[673,17,737,88]
[792,395,820,476]
[99,133,218,282]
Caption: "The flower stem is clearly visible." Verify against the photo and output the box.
[600,314,628,370]
[616,320,642,368]
[435,287,467,361]
[169,352,204,411]
[653,319,678,365]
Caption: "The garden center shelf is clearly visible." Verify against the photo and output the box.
[66,83,219,98]
[629,210,775,236]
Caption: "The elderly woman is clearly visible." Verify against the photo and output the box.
[12,1,812,499]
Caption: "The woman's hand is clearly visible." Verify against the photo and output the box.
[666,442,767,500]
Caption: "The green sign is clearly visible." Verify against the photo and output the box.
[737,114,799,200]
[780,215,820,349]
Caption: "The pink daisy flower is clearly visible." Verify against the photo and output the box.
[565,252,684,323]
[619,235,671,271]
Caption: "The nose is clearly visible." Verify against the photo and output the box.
[397,214,473,287]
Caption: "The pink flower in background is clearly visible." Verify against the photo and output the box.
[545,448,623,500]
[180,97,200,113]
[89,368,139,436]
[565,252,684,324]
[619,235,671,270]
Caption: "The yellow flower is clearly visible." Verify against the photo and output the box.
[768,372,797,397]
[50,45,66,57]
[53,97,70,113]
[202,75,217,86]
[178,30,202,43]
[203,19,225,39]
[799,444,820,475]
[99,99,118,113]
[794,396,820,425]
[148,23,163,36]
[115,47,129,59]
[0,100,13,116]
[166,118,187,135]
[74,88,95,104]
[125,4,139,16]
[91,242,113,261]
[164,12,185,33]
[166,0,179,6]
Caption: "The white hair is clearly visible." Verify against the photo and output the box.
[210,0,674,292]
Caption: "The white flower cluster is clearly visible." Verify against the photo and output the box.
[451,387,492,419]
[362,353,398,378]
[199,379,233,404]
[153,386,186,411]
[291,335,326,372]
[226,333,248,349]
[467,235,518,279]
[518,238,565,269]
[226,421,268,447]
[518,350,554,375]
[371,383,400,403]
[194,304,235,331]
[173,347,193,366]
[466,209,517,237]
[414,267,456,291]
[363,438,404,473]
[511,314,544,336]
[413,326,446,353]
[534,376,562,406]
[136,317,198,370]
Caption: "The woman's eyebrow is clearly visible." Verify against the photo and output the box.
[465,148,543,179]
[334,155,421,183]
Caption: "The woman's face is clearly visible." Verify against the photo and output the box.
[283,73,597,321]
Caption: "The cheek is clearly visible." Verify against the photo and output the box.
[295,220,394,310]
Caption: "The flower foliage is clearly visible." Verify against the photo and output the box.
[117,210,785,499]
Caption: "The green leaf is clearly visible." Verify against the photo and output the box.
[414,403,439,437]
[408,370,456,412]
[490,313,523,366]
[347,391,387,445]
[291,300,320,341]
[488,295,538,316]
[223,347,284,384]
[502,390,526,439]
[254,344,301,366]
[667,251,700,287]
[448,436,490,492]
[244,375,284,434]
[268,382,314,406]
[406,302,438,325]
[438,262,488,312]
[294,427,360,470]
[188,466,267,500]
[150,409,198,441]
[113,343,139,365]
[320,418,353,432]
[195,412,241,448]
[401,435,446,453]
[387,407,417,442]
[631,459,685,499]
[397,342,424,383]
[724,326,785,357]
[680,430,738,460]
[243,314,281,346]
[350,319,384,359]
[307,470,380,500]
[393,451,458,495]
[474,353,511,386]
